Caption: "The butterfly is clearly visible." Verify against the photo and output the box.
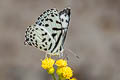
[24,7,71,56]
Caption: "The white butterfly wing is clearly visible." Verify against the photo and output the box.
[25,24,56,53]
[59,8,71,52]
[25,8,71,55]
[25,8,64,54]
[35,9,64,54]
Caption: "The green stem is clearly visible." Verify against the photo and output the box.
[58,76,61,80]
[52,74,56,80]
[58,76,66,80]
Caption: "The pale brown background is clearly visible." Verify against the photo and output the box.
[0,0,120,80]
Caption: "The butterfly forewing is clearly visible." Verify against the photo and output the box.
[59,8,71,51]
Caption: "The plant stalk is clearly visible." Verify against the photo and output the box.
[52,74,56,80]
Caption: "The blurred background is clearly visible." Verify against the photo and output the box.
[0,0,120,80]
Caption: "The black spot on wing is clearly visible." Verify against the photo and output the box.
[44,16,47,18]
[26,38,29,41]
[42,32,47,36]
[45,42,48,45]
[41,28,44,31]
[47,9,50,12]
[28,42,32,46]
[35,40,37,43]
[45,24,49,27]
[33,34,36,36]
[66,20,68,23]
[42,38,46,42]
[45,32,47,35]
[30,35,32,38]
[30,39,33,41]
[32,43,34,45]
[38,17,40,20]
[40,14,43,17]
[41,19,44,22]
[60,46,62,51]
[49,19,53,22]
[55,13,58,16]
[51,9,54,11]
[52,33,57,39]
[43,11,46,14]
[51,14,54,17]
[33,37,35,39]
[42,44,45,47]
[48,38,51,42]
[61,19,64,22]
[39,23,42,26]
[39,46,42,49]
[56,20,62,25]
[32,29,34,31]
[45,18,49,21]
[42,34,44,36]
[42,24,44,26]
[48,43,52,50]
[44,48,47,51]
[45,18,53,22]
[35,22,38,24]
[35,28,38,30]
[47,14,50,16]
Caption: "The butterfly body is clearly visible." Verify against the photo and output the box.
[24,8,71,55]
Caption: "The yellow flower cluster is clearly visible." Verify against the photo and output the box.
[41,58,55,69]
[55,59,73,79]
[41,57,77,80]
[41,58,55,74]
[55,59,67,67]
[69,78,77,80]
[56,66,73,79]
[62,66,73,79]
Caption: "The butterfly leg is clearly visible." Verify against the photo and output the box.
[45,53,49,58]
[49,53,52,58]
[45,53,52,58]
[58,50,64,59]
[60,52,63,57]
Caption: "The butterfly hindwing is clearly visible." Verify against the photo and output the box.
[25,24,56,53]
[35,8,63,53]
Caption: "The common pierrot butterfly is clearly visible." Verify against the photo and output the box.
[24,7,71,56]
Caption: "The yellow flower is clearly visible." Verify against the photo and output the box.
[55,59,67,67]
[62,66,73,79]
[56,66,73,79]
[41,58,55,70]
[69,78,77,80]
[56,67,63,76]
[47,67,55,74]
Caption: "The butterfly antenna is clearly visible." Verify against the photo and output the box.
[64,48,81,68]
[64,47,80,60]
